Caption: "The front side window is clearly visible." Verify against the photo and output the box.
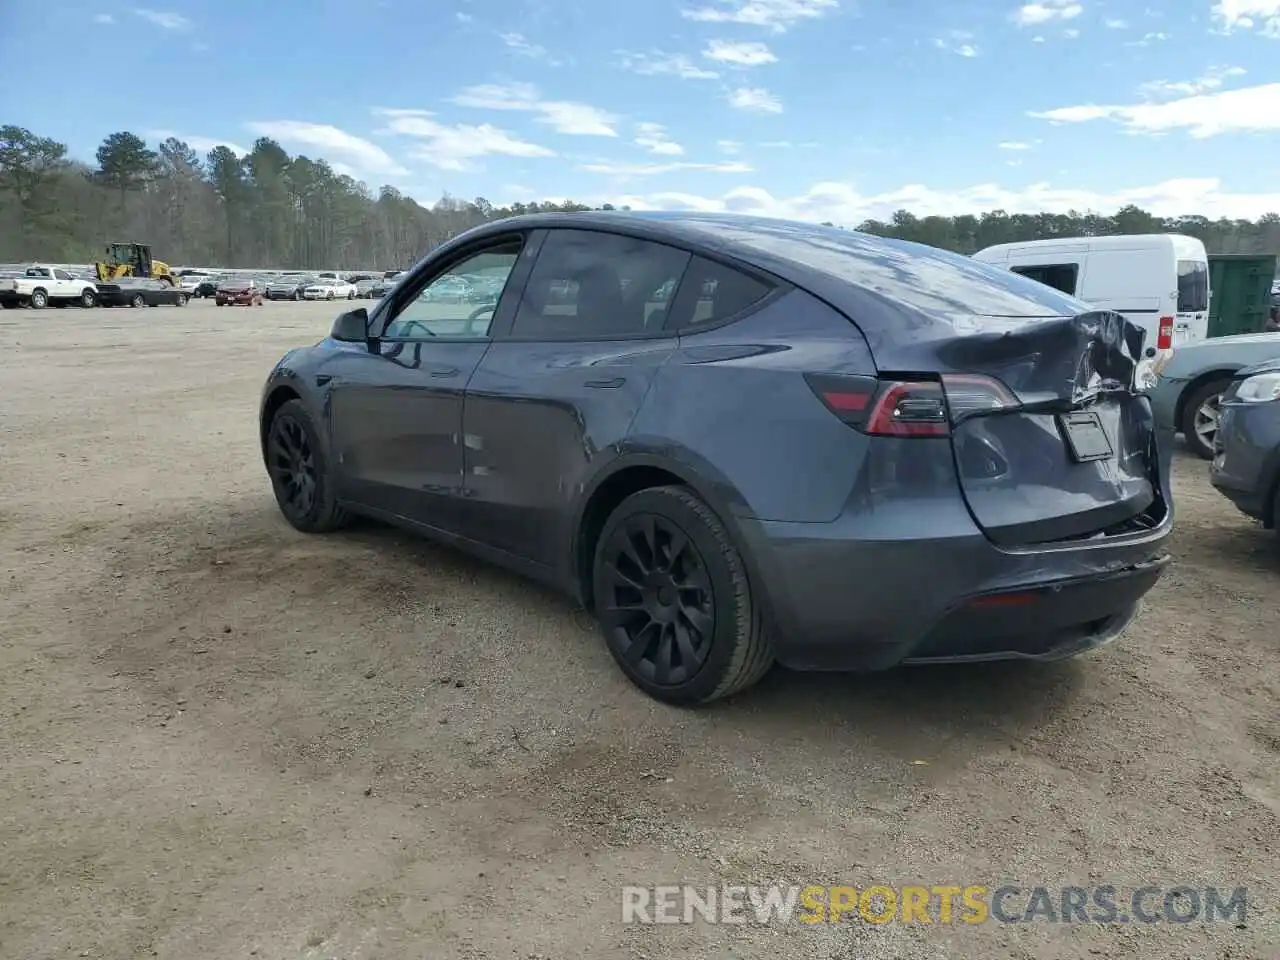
[511,230,692,339]
[1010,262,1079,296]
[382,241,522,339]
[1177,259,1209,313]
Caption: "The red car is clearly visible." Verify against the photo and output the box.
[215,276,265,306]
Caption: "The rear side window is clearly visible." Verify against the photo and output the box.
[1177,259,1209,312]
[1010,262,1078,296]
[512,230,692,339]
[667,256,773,329]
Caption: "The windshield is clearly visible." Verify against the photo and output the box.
[1177,259,1209,313]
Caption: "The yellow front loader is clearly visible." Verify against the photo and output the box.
[94,242,175,285]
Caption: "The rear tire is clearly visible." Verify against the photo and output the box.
[29,289,48,309]
[265,399,349,533]
[176,294,188,306]
[1181,379,1231,459]
[592,485,774,705]
[130,294,146,309]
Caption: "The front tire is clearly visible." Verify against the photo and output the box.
[265,399,348,533]
[80,289,96,308]
[130,294,146,308]
[1181,379,1231,459]
[592,485,774,705]
[326,291,335,301]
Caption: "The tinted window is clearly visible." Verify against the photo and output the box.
[511,230,692,339]
[1010,262,1079,296]
[382,241,522,339]
[1177,259,1209,313]
[684,217,1089,318]
[670,256,773,328]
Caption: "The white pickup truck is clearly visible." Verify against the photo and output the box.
[0,265,99,309]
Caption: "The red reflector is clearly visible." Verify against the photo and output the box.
[1156,316,1174,351]
[968,591,1040,609]
[822,391,871,412]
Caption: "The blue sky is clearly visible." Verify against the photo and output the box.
[3,0,1280,223]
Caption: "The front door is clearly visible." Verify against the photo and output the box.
[329,237,529,533]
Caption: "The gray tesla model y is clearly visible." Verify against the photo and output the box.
[259,212,1174,704]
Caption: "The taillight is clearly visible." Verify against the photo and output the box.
[806,373,1019,437]
[1156,315,1174,350]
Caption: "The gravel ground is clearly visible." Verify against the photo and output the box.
[0,300,1276,960]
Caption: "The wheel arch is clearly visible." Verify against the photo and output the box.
[570,450,754,611]
[260,383,303,464]
[1175,368,1240,429]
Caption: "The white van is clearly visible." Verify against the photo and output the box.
[972,234,1210,379]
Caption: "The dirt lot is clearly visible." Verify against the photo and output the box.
[0,300,1276,960]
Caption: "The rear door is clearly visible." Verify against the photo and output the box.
[460,227,693,568]
[1176,257,1210,344]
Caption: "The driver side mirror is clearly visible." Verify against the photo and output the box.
[330,307,370,343]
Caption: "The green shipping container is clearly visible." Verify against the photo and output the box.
[1207,254,1276,338]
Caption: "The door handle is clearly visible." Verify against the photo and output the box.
[585,377,626,389]
[430,367,461,378]
[315,374,332,386]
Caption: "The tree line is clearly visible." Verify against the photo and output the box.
[2,123,1279,270]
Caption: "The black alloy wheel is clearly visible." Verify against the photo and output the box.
[602,513,715,685]
[265,400,347,532]
[268,412,317,518]
[593,486,774,704]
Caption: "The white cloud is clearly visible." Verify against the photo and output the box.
[728,86,783,113]
[703,39,778,65]
[1063,27,1080,37]
[578,160,752,176]
[681,0,838,32]
[94,13,115,23]
[616,50,720,79]
[456,11,473,22]
[933,30,979,56]
[1011,0,1082,26]
[633,122,683,156]
[998,141,1033,149]
[245,121,408,175]
[1104,17,1129,27]
[604,177,1280,225]
[1030,79,1277,138]
[1032,34,1046,41]
[1212,0,1280,36]
[717,139,743,154]
[373,108,554,171]
[500,32,558,62]
[450,82,619,136]
[149,130,248,156]
[133,8,192,30]
[1125,30,1169,46]
[1139,65,1246,100]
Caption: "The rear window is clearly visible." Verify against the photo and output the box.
[707,221,1089,319]
[1177,259,1209,313]
[669,256,773,328]
[1010,262,1078,296]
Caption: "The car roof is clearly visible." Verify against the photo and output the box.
[456,211,1088,337]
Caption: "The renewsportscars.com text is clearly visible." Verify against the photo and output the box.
[621,884,1249,925]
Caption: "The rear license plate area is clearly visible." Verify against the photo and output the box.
[1058,411,1113,462]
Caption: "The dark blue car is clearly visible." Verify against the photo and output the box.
[1211,356,1280,532]
[259,212,1173,704]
